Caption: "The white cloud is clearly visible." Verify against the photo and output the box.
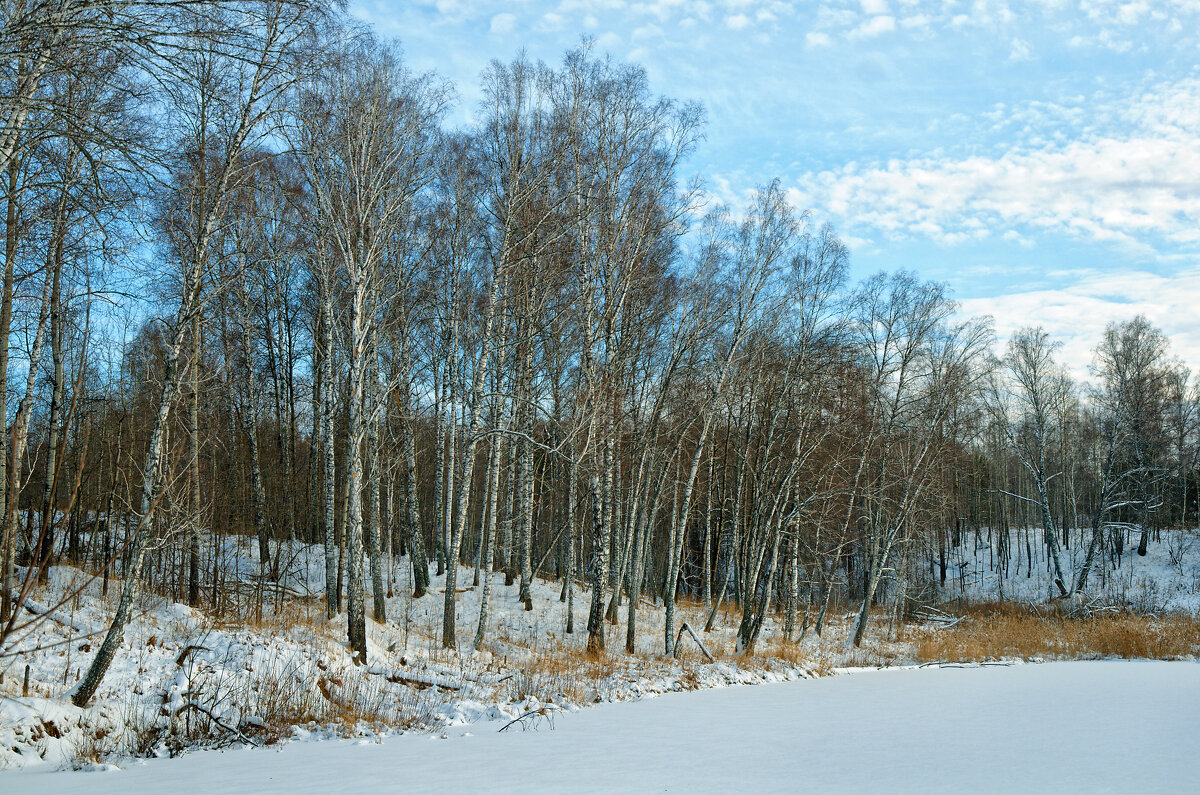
[899,13,931,30]
[960,267,1200,378]
[434,0,468,18]
[815,4,859,29]
[595,31,623,49]
[848,14,896,38]
[806,30,833,46]
[792,78,1200,254]
[489,12,517,34]
[1115,1,1150,24]
[536,11,566,30]
[398,0,1200,50]
[1009,37,1032,61]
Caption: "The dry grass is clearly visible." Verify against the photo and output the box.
[917,603,1200,662]
[512,641,621,703]
[758,637,812,668]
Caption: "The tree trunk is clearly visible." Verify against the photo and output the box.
[187,312,202,606]
[401,410,428,597]
[344,270,369,664]
[321,299,339,618]
[365,344,386,622]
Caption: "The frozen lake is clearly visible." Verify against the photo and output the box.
[11,660,1200,793]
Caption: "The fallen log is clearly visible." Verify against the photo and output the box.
[672,622,715,663]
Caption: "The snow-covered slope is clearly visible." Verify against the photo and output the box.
[930,528,1200,613]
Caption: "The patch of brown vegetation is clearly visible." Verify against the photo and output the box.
[512,641,621,703]
[917,605,1200,662]
[758,637,812,668]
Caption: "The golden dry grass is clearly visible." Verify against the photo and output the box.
[917,603,1200,662]
[758,637,812,668]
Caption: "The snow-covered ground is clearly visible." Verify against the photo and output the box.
[3,527,1196,772]
[934,528,1200,613]
[9,660,1198,793]
[2,540,866,770]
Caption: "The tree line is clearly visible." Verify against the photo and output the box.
[2,0,1197,704]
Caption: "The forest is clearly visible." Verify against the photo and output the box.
[2,0,1199,771]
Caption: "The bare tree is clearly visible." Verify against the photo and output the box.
[296,32,446,662]
[987,328,1073,596]
[1076,316,1173,589]
[847,273,990,647]
[73,0,319,704]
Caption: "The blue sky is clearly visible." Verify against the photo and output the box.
[353,0,1200,375]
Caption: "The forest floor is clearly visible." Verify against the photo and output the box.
[933,526,1200,612]
[1,529,1199,773]
[9,660,1200,793]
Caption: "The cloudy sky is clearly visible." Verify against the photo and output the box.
[353,0,1200,375]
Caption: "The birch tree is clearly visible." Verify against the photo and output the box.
[296,33,446,662]
[72,0,319,704]
[987,328,1073,596]
[559,47,703,654]
[847,273,990,647]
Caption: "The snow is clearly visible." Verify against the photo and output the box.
[934,528,1200,613]
[9,661,1198,793]
[0,552,829,769]
[3,526,1196,772]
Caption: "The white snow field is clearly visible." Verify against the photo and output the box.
[10,660,1199,794]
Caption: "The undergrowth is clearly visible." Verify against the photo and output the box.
[916,602,1200,662]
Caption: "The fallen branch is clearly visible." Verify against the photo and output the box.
[498,707,558,733]
[672,622,715,663]
[175,702,261,747]
[232,577,314,599]
[20,598,98,635]
[914,606,965,629]
[174,645,210,667]
[366,665,463,691]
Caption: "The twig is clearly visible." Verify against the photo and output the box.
[175,702,261,746]
[498,707,558,732]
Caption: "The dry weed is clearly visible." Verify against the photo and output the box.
[759,638,812,668]
[917,604,1200,662]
